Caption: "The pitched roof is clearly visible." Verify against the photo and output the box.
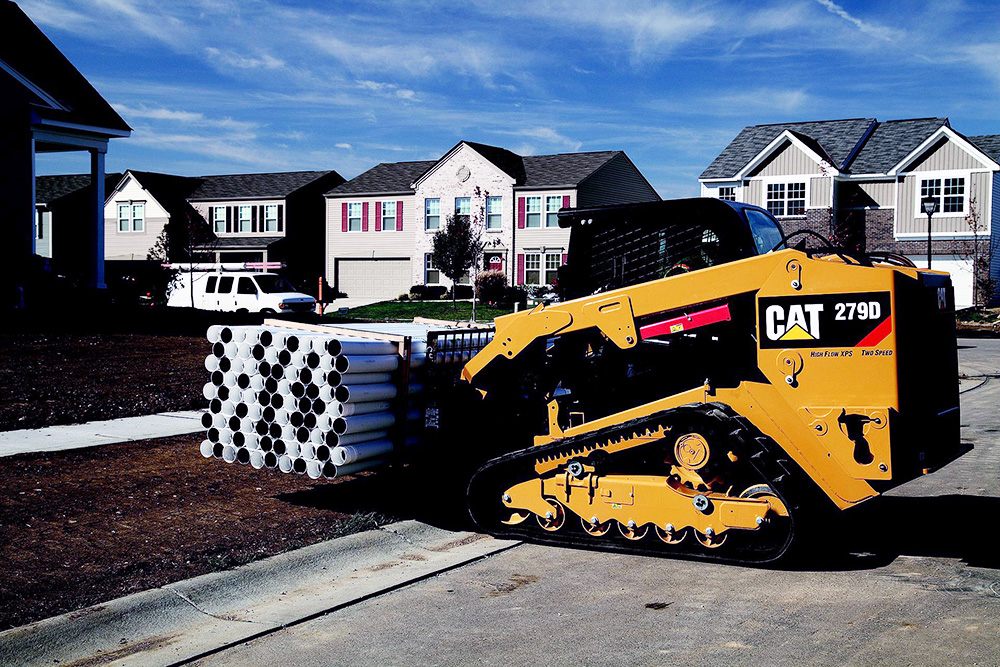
[188,170,340,201]
[195,236,284,249]
[126,171,204,218]
[521,151,619,187]
[328,145,624,196]
[35,173,124,205]
[1,1,130,134]
[326,161,436,196]
[700,118,876,179]
[969,135,1000,163]
[847,118,949,174]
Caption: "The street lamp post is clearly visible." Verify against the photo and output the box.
[921,195,939,269]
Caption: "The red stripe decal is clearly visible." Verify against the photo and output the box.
[640,304,731,339]
[855,317,893,347]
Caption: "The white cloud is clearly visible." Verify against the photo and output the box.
[813,0,902,42]
[205,47,285,71]
[112,104,258,132]
[335,143,353,149]
[497,127,582,152]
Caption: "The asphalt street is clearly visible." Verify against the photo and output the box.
[189,338,1000,667]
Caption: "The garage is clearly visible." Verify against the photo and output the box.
[905,254,974,308]
[335,258,411,301]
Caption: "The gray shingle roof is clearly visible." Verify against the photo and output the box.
[969,135,1000,163]
[464,142,526,182]
[521,151,619,187]
[326,161,436,196]
[700,118,876,179]
[188,171,340,201]
[195,236,284,249]
[35,173,124,205]
[847,118,948,174]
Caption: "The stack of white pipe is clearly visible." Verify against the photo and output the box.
[199,324,429,480]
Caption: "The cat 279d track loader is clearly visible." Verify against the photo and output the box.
[444,198,967,565]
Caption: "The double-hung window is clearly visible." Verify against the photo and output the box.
[486,196,502,230]
[381,201,396,231]
[718,186,736,201]
[214,207,226,234]
[545,253,562,283]
[117,202,144,232]
[238,205,252,232]
[425,254,440,284]
[766,182,805,217]
[546,196,562,227]
[920,177,965,214]
[455,197,470,223]
[348,202,362,231]
[525,197,541,227]
[264,205,279,232]
[524,253,541,284]
[425,198,440,230]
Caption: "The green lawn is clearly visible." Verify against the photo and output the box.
[326,300,514,323]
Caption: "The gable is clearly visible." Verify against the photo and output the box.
[908,136,990,172]
[747,141,826,178]
[105,174,169,219]
[416,143,516,191]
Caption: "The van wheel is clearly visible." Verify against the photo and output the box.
[262,309,276,315]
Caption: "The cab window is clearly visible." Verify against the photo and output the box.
[237,277,258,295]
[745,209,785,255]
[217,277,234,293]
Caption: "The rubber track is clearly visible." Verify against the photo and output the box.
[467,402,813,565]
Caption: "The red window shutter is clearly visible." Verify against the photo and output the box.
[375,201,382,232]
[562,253,568,265]
[396,200,403,231]
[517,253,525,285]
[517,197,525,229]
[342,202,348,232]
[362,202,369,231]
[562,195,570,209]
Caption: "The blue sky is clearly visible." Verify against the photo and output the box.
[26,0,1000,198]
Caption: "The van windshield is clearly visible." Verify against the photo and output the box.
[254,275,296,294]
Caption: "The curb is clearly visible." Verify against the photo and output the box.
[0,521,519,667]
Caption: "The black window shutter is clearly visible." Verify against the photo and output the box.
[225,206,232,233]
[259,205,265,231]
[277,205,284,232]
[252,206,258,233]
[208,206,214,229]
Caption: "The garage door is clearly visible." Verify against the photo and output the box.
[905,254,974,308]
[336,258,411,300]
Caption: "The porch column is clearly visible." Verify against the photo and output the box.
[0,121,34,304]
[88,147,107,289]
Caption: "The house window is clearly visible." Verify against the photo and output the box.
[455,197,470,223]
[546,196,562,227]
[35,210,43,239]
[117,202,144,232]
[238,205,252,232]
[766,182,805,217]
[264,205,279,232]
[718,186,736,201]
[525,253,541,284]
[525,197,541,228]
[214,207,226,234]
[487,196,502,230]
[425,198,440,230]
[425,254,440,284]
[348,202,362,231]
[381,201,396,231]
[545,252,562,284]
[921,177,965,214]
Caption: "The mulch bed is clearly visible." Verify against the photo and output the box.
[0,333,209,431]
[0,434,402,631]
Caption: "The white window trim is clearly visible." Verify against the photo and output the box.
[381,201,396,231]
[347,202,362,232]
[424,198,440,232]
[911,170,972,219]
[523,248,564,285]
[264,204,279,233]
[545,195,563,228]
[424,253,440,284]
[213,207,227,234]
[116,200,146,233]
[759,177,810,218]
[237,205,253,234]
[524,196,542,228]
[486,196,502,232]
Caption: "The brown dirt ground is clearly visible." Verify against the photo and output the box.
[0,434,404,631]
[0,333,209,432]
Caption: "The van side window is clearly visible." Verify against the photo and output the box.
[205,276,217,293]
[218,277,234,294]
[237,277,257,295]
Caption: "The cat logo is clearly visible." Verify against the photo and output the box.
[764,303,823,341]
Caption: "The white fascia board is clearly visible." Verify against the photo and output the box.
[837,173,895,181]
[104,171,133,204]
[699,178,740,183]
[888,125,1000,175]
[734,130,840,180]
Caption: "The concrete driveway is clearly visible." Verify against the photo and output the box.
[192,339,1000,667]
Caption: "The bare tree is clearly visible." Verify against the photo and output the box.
[961,194,995,307]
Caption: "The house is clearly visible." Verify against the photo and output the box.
[700,118,1000,307]
[325,141,659,301]
[35,172,123,274]
[1,0,130,305]
[103,170,203,262]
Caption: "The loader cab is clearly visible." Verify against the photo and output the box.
[557,198,784,299]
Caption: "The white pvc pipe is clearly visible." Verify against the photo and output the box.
[319,385,336,403]
[237,342,252,359]
[292,457,308,474]
[200,439,214,458]
[320,354,336,372]
[211,412,227,429]
[241,387,257,404]
[334,354,398,374]
[282,394,298,412]
[309,428,326,445]
[291,350,307,369]
[283,365,298,382]
[327,457,388,479]
[250,375,265,392]
[205,355,220,372]
[218,428,233,445]
[223,371,237,388]
[231,328,246,344]
[222,445,238,463]
[315,413,334,432]
[307,460,323,479]
[250,449,265,469]
[277,379,291,395]
[221,400,236,417]
[207,325,223,344]
[332,439,393,465]
[299,443,315,460]
[278,455,293,473]
[202,383,217,401]
[338,400,391,416]
[336,338,399,356]
[339,371,393,385]
[285,441,300,458]
[337,429,390,445]
[335,382,397,403]
[246,403,263,421]
[264,348,280,365]
[333,411,395,435]
[281,423,296,442]
[274,408,289,426]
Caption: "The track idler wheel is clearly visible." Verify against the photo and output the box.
[694,527,727,549]
[618,520,649,541]
[536,499,566,532]
[655,524,687,545]
[581,516,612,536]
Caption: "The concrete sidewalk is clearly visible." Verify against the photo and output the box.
[0,410,204,458]
[0,521,518,667]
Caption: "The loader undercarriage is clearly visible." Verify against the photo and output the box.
[468,403,807,563]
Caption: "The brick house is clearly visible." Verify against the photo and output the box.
[325,141,659,300]
[700,118,1000,306]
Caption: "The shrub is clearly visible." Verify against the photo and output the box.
[505,285,527,307]
[398,293,409,301]
[447,285,474,300]
[476,270,508,304]
[409,284,427,299]
[425,285,448,300]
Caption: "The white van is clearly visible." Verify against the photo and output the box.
[167,271,316,313]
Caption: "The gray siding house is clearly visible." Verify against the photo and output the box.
[325,141,659,300]
[700,118,1000,306]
